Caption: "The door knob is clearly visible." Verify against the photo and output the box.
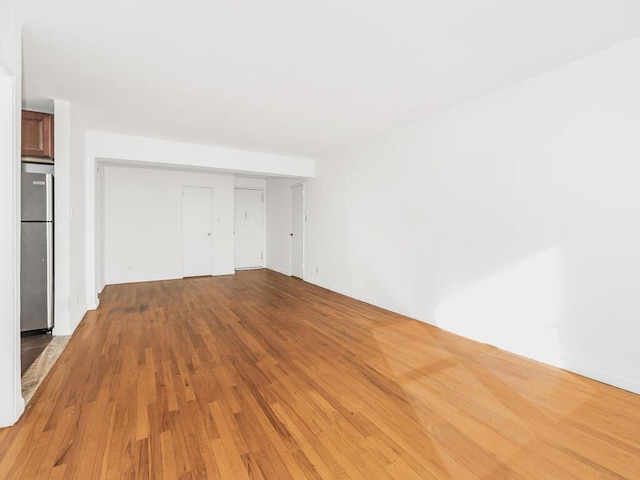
[290,233,293,236]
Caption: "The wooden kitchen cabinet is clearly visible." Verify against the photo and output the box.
[22,110,54,159]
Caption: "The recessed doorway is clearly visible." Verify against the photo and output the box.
[234,188,265,269]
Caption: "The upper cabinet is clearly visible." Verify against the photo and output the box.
[22,110,54,159]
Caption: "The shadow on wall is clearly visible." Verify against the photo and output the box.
[434,248,561,367]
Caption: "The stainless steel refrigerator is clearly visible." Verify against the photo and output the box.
[21,163,54,333]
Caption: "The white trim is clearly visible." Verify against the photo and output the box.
[561,364,640,396]
[267,267,290,276]
[0,60,24,427]
[86,298,100,311]
[289,182,305,279]
[96,163,106,295]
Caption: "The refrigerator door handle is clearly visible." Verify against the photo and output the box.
[46,222,54,330]
[46,173,54,222]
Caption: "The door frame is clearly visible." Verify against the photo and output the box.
[289,182,305,279]
[181,185,214,277]
[0,62,24,426]
[233,187,266,269]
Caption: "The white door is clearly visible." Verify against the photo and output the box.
[234,188,264,269]
[182,186,213,277]
[290,184,304,279]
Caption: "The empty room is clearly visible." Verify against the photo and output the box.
[1,0,640,479]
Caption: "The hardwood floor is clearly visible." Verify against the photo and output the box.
[1,269,639,479]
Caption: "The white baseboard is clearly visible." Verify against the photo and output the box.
[0,390,25,428]
[52,325,73,336]
[562,364,640,396]
[267,267,291,276]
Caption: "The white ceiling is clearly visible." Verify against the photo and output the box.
[16,0,640,158]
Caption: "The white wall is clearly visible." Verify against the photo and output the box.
[0,3,24,427]
[53,99,73,335]
[235,177,266,189]
[103,165,235,284]
[298,36,640,394]
[68,107,87,330]
[266,178,303,275]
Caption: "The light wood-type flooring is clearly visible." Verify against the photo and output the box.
[1,269,639,479]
